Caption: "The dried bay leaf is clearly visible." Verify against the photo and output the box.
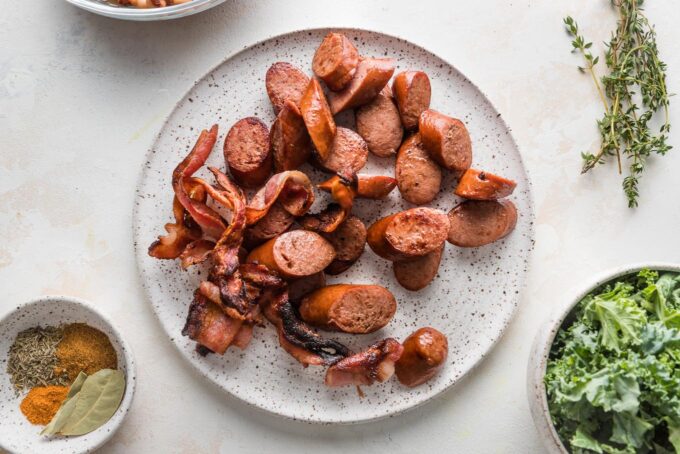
[59,369,125,436]
[41,371,89,436]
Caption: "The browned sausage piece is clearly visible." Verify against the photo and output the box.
[395,133,442,205]
[299,284,397,333]
[288,272,326,304]
[270,100,312,172]
[300,78,337,161]
[395,327,448,387]
[328,58,396,114]
[224,117,272,188]
[246,230,336,279]
[356,86,404,157]
[392,71,431,130]
[323,215,367,275]
[367,207,450,261]
[316,127,368,174]
[312,32,360,91]
[393,243,444,291]
[356,175,397,199]
[265,62,310,114]
[419,109,472,172]
[454,168,517,200]
[447,199,517,247]
[243,202,295,249]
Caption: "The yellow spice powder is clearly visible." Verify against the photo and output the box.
[54,323,117,381]
[20,385,69,425]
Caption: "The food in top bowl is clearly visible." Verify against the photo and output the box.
[545,269,680,453]
[113,0,192,7]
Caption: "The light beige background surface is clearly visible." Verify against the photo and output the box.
[1,1,679,452]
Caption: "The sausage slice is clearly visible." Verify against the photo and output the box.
[312,32,360,91]
[395,327,448,387]
[367,207,450,261]
[447,199,517,247]
[265,62,310,114]
[299,284,397,334]
[356,86,403,157]
[300,78,337,161]
[392,71,431,130]
[454,168,517,200]
[224,117,272,188]
[316,127,368,174]
[288,272,326,304]
[246,230,336,279]
[419,109,472,172]
[328,57,396,114]
[396,133,442,205]
[323,215,367,275]
[393,243,444,291]
[243,202,295,249]
[270,100,312,172]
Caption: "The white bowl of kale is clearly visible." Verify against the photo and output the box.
[528,264,680,454]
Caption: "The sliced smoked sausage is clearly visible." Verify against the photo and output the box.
[316,127,368,174]
[318,174,397,199]
[419,109,472,172]
[288,272,326,304]
[270,100,312,172]
[265,62,310,114]
[323,215,367,275]
[392,71,431,130]
[328,58,396,114]
[299,284,397,334]
[395,327,448,387]
[243,202,295,249]
[395,133,442,205]
[454,168,517,200]
[224,117,272,188]
[356,86,403,157]
[447,199,517,247]
[312,32,360,91]
[246,230,336,279]
[393,243,444,291]
[367,207,450,261]
[300,78,337,161]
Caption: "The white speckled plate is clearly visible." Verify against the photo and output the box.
[0,296,136,454]
[133,28,534,423]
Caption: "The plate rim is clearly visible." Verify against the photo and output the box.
[132,26,536,424]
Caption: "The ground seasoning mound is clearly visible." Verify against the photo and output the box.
[7,327,69,392]
[20,385,69,425]
[55,323,117,381]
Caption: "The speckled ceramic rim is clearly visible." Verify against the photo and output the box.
[132,26,536,424]
[64,0,226,21]
[0,295,137,454]
[527,262,680,453]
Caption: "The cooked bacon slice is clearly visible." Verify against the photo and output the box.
[172,126,226,240]
[262,289,349,367]
[245,171,315,225]
[325,338,403,387]
[318,174,397,200]
[182,290,243,355]
[232,323,254,350]
[179,239,215,268]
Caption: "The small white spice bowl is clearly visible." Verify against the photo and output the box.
[527,262,680,454]
[0,295,136,454]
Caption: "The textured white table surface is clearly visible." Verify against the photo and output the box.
[1,1,679,452]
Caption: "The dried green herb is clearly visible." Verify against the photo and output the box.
[564,0,671,207]
[41,372,88,436]
[59,369,125,436]
[7,326,69,392]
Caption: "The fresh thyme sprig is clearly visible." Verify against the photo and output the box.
[564,0,671,208]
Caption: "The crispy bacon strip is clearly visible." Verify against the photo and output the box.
[246,171,315,225]
[325,338,404,387]
[172,126,226,240]
[319,174,397,200]
[179,239,215,268]
[262,289,349,367]
[182,290,243,355]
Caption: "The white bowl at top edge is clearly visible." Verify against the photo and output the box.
[527,262,680,454]
[0,295,136,454]
[64,0,226,21]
